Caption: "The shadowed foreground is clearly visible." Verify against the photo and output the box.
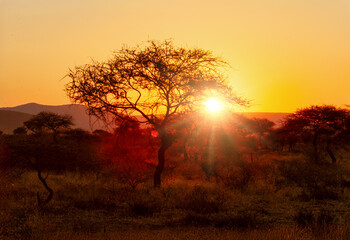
[31,226,350,240]
[2,169,350,239]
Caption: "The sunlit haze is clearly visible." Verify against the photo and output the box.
[204,98,222,113]
[1,0,350,112]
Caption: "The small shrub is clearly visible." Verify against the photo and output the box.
[215,211,259,229]
[182,186,225,214]
[128,190,162,216]
[73,197,118,211]
[183,211,259,229]
[217,160,255,191]
[294,208,314,227]
[279,160,344,200]
[294,208,335,228]
[316,209,335,226]
[2,207,34,239]
[182,212,213,226]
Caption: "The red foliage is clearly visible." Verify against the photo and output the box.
[95,120,158,189]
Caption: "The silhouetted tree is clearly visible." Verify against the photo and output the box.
[24,111,73,133]
[281,105,349,163]
[24,111,73,142]
[93,129,112,138]
[228,115,263,161]
[13,126,27,135]
[248,118,275,149]
[269,128,289,152]
[21,112,73,206]
[338,117,350,149]
[66,40,246,187]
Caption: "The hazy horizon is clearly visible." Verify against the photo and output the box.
[1,102,293,114]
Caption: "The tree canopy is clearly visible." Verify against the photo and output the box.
[66,40,245,126]
[24,111,73,134]
[281,105,350,163]
[65,40,246,187]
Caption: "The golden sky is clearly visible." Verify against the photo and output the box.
[1,0,350,112]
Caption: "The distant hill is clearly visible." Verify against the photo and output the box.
[0,110,33,134]
[1,102,88,116]
[239,112,290,126]
[0,103,291,134]
[0,103,106,133]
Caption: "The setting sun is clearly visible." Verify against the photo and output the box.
[204,98,222,113]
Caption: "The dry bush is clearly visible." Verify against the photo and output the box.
[181,185,226,214]
[294,208,336,228]
[127,189,163,216]
[183,211,259,229]
[278,160,344,200]
[109,159,154,191]
[216,159,259,191]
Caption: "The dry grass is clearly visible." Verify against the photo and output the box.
[2,169,350,239]
[31,226,350,240]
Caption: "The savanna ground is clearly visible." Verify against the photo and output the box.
[2,151,350,240]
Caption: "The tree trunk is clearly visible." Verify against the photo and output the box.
[154,145,166,187]
[327,139,337,164]
[313,131,319,163]
[183,136,190,162]
[327,148,337,164]
[154,134,172,188]
[37,170,53,206]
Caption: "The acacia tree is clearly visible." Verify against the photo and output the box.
[24,111,73,142]
[281,105,349,163]
[66,40,245,187]
[247,118,275,149]
[23,112,73,206]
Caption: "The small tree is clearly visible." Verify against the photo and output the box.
[13,126,27,135]
[66,40,246,187]
[248,118,275,149]
[22,112,73,206]
[24,111,73,142]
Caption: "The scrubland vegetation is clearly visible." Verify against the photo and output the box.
[1,105,350,239]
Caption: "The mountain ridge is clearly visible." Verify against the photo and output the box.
[0,103,290,134]
[0,103,105,133]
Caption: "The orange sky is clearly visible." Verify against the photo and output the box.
[1,0,350,112]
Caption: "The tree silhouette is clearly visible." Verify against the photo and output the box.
[24,111,73,141]
[281,105,349,163]
[66,40,246,187]
[247,118,275,149]
[13,126,27,135]
[22,112,73,206]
